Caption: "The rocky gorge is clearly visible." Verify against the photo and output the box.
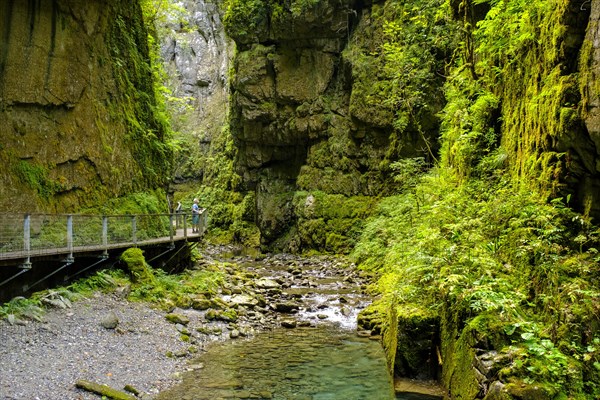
[0,247,387,400]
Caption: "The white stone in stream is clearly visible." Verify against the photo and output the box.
[229,294,259,307]
[255,278,280,289]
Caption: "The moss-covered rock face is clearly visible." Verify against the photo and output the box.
[225,0,453,250]
[0,0,171,213]
[579,0,600,217]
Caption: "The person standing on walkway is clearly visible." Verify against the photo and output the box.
[191,198,200,233]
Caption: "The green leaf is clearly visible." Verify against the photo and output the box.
[504,324,517,335]
[521,332,535,341]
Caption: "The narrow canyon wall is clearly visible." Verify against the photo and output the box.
[225,0,443,250]
[159,0,231,184]
[0,0,171,212]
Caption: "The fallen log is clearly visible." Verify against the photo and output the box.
[75,379,137,400]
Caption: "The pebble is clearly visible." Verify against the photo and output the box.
[0,294,190,400]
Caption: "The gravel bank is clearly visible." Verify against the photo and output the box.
[0,293,192,400]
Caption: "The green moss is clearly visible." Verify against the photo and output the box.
[222,0,269,42]
[13,160,63,201]
[106,3,173,191]
[290,191,377,253]
[120,248,155,284]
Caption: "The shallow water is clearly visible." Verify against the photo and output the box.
[157,250,443,400]
[157,325,396,400]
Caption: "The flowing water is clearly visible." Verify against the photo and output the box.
[157,249,443,400]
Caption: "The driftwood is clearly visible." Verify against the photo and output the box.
[75,379,136,400]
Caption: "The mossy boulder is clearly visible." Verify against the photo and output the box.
[205,308,238,323]
[120,248,154,284]
[165,313,190,326]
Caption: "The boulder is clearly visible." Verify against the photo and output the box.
[165,313,190,326]
[273,302,299,313]
[229,294,259,308]
[255,278,281,289]
[281,319,297,328]
[100,311,119,330]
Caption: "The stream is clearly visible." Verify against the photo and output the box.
[156,248,443,400]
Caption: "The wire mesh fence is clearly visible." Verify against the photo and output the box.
[0,210,207,261]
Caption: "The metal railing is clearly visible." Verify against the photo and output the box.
[0,210,208,267]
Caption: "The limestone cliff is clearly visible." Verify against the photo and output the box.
[223,0,600,250]
[0,0,171,212]
[225,0,450,250]
[159,0,231,184]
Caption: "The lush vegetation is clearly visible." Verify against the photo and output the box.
[354,169,599,396]
[3,0,599,396]
[105,1,175,191]
[1,253,225,324]
[351,0,599,397]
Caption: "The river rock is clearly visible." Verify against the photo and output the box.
[191,298,212,310]
[273,302,299,313]
[165,313,190,326]
[229,294,259,308]
[115,284,131,299]
[255,278,280,289]
[175,324,190,335]
[205,309,238,323]
[100,311,119,329]
[281,319,297,328]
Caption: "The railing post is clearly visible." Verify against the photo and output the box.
[183,213,188,239]
[21,214,32,269]
[201,209,207,234]
[169,213,175,245]
[102,216,108,258]
[131,215,137,245]
[66,214,74,262]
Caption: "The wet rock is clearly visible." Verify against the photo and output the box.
[230,329,240,339]
[100,311,119,329]
[281,319,297,328]
[273,302,299,313]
